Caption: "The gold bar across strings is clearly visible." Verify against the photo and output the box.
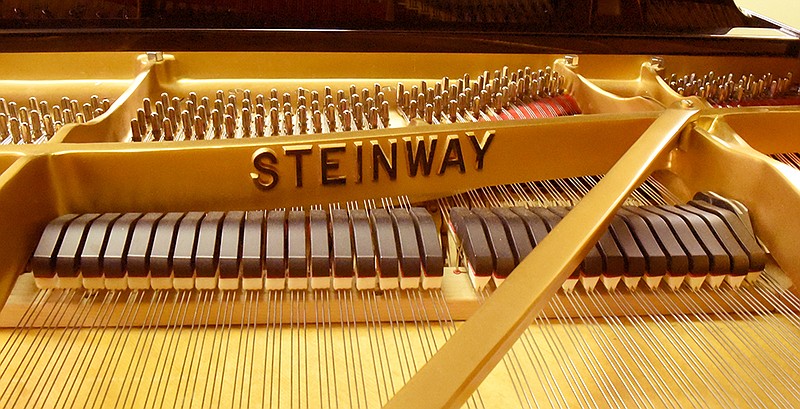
[386,104,701,409]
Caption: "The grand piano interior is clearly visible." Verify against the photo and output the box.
[0,1,799,408]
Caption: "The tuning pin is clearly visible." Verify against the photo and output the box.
[397,83,405,107]
[30,110,42,137]
[361,89,369,105]
[243,89,251,102]
[509,82,518,102]
[396,91,407,114]
[0,114,8,139]
[354,103,364,130]
[160,92,170,110]
[297,106,307,134]
[433,95,443,118]
[224,115,235,139]
[151,113,162,139]
[242,108,251,137]
[367,107,378,129]
[189,92,198,106]
[43,114,55,138]
[312,110,322,133]
[472,96,482,118]
[501,87,510,108]
[18,107,29,124]
[211,109,222,139]
[194,115,206,139]
[270,88,278,100]
[284,111,293,135]
[163,118,174,141]
[36,101,49,118]
[9,118,20,143]
[494,92,504,113]
[81,103,92,120]
[69,99,80,117]
[167,107,178,127]
[227,95,237,117]
[185,101,197,123]
[409,100,418,120]
[325,104,336,130]
[255,114,265,137]
[29,96,39,111]
[154,102,166,124]
[0,113,9,140]
[60,108,72,124]
[419,103,430,124]
[169,96,179,113]
[448,101,457,123]
[199,95,209,112]
[270,108,279,136]
[198,105,208,126]
[458,93,467,114]
[181,111,193,140]
[20,123,31,144]
[131,118,142,142]
[342,110,352,132]
[380,101,390,127]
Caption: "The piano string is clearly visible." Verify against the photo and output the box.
[0,51,797,408]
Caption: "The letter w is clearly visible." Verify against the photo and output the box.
[406,136,437,177]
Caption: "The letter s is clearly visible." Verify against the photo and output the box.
[251,148,280,190]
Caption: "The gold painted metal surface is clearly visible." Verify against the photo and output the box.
[0,51,799,408]
[385,107,700,409]
[44,114,657,213]
[667,118,800,288]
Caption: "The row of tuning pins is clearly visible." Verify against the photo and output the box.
[0,96,109,144]
[667,71,796,103]
[130,87,392,142]
[396,65,566,124]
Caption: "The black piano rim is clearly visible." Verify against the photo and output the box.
[0,28,796,57]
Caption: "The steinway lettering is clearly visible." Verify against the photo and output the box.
[251,130,495,190]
